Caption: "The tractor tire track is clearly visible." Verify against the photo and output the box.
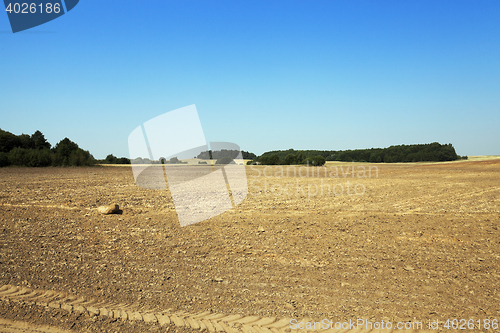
[0,284,433,333]
[0,285,293,333]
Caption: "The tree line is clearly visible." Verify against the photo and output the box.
[0,129,96,167]
[1,129,465,168]
[196,149,256,160]
[253,142,466,165]
[97,154,131,165]
[0,129,129,167]
[255,153,326,166]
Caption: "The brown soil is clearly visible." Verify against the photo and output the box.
[0,161,499,331]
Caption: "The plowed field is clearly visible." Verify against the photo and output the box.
[0,160,499,332]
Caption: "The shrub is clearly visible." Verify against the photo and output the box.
[304,155,325,166]
[271,154,281,165]
[101,155,130,164]
[8,147,29,166]
[27,149,52,167]
[0,152,10,167]
[117,157,130,164]
[68,149,94,166]
[314,155,326,166]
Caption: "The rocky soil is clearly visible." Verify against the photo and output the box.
[0,161,499,331]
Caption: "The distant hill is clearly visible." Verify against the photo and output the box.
[253,142,466,165]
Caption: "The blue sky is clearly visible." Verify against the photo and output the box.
[1,0,499,158]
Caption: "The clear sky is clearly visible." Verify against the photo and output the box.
[1,0,499,159]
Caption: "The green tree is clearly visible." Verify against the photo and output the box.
[31,130,51,150]
[19,134,34,149]
[52,138,94,166]
[0,129,21,153]
[313,155,326,166]
[54,138,78,159]
[296,151,305,164]
[105,154,118,164]
[267,154,281,165]
[242,151,256,159]
[284,153,297,165]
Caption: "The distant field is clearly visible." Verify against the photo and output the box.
[100,156,500,168]
[467,155,500,161]
[323,155,500,166]
[100,158,252,167]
